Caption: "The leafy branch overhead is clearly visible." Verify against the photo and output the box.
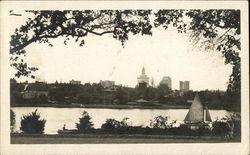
[10,9,240,93]
[154,10,240,93]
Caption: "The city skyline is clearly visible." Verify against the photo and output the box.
[11,55,229,91]
[14,73,196,92]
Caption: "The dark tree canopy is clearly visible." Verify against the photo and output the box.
[10,10,152,79]
[20,109,46,133]
[10,9,240,93]
[76,110,94,132]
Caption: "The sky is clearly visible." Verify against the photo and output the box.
[9,11,232,91]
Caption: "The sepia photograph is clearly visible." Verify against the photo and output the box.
[0,1,249,155]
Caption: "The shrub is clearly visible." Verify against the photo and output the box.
[212,113,241,137]
[101,117,131,132]
[195,126,213,136]
[232,120,241,137]
[226,113,241,137]
[212,119,230,136]
[150,115,170,129]
[10,109,16,133]
[76,111,94,133]
[175,124,192,135]
[20,109,46,134]
[101,119,121,130]
[119,117,130,128]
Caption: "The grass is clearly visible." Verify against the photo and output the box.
[11,134,241,144]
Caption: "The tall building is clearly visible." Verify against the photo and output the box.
[69,79,81,85]
[100,80,115,88]
[137,67,149,86]
[180,81,190,92]
[160,76,172,90]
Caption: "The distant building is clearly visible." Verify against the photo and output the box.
[22,83,49,99]
[100,80,115,88]
[160,76,172,90]
[180,81,190,92]
[137,67,149,86]
[69,79,81,85]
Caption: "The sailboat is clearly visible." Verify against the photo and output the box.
[184,93,212,128]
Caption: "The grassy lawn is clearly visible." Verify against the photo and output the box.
[11,134,241,144]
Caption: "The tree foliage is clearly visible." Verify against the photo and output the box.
[101,117,130,130]
[150,115,170,129]
[76,111,94,132]
[10,109,16,133]
[34,94,48,104]
[10,10,152,78]
[154,10,240,94]
[10,80,240,111]
[20,109,46,133]
[10,9,241,93]
[212,119,231,136]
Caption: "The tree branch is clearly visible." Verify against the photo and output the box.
[10,37,38,54]
[10,27,114,54]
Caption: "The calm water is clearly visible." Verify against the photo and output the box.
[11,107,230,134]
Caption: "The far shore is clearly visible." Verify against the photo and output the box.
[11,103,235,111]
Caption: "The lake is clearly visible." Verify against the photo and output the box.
[11,107,230,134]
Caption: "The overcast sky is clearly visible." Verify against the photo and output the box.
[9,11,232,91]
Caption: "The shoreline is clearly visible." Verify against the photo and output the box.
[10,104,234,110]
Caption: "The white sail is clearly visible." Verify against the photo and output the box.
[184,93,212,123]
[205,105,212,122]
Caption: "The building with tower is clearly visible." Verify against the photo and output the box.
[159,76,172,90]
[137,67,149,87]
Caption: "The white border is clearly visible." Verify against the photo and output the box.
[0,1,249,155]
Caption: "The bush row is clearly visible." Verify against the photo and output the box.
[11,110,241,137]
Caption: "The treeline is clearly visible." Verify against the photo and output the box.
[10,80,173,105]
[11,109,241,138]
[10,79,240,111]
